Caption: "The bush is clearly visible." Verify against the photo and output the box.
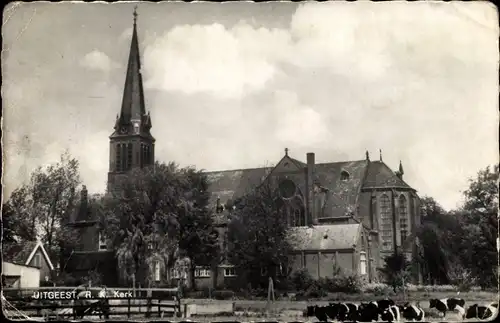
[362,282,392,294]
[303,283,328,299]
[213,290,235,300]
[290,269,314,292]
[334,275,362,294]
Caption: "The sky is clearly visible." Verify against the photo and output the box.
[2,1,499,211]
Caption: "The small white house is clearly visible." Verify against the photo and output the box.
[2,262,41,288]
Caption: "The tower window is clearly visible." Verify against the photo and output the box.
[140,144,144,168]
[144,145,149,165]
[127,143,133,170]
[121,143,127,171]
[379,194,393,252]
[340,171,350,181]
[399,194,409,242]
[116,144,122,172]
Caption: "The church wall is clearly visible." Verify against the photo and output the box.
[357,192,372,229]
[288,250,355,280]
[305,253,319,278]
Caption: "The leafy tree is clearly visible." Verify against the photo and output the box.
[177,168,219,289]
[457,165,499,287]
[101,162,218,288]
[227,182,294,288]
[2,151,81,265]
[415,196,461,284]
[378,252,412,293]
[101,162,182,286]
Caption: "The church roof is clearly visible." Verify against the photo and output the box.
[362,160,412,189]
[120,10,145,125]
[205,167,271,206]
[205,153,415,224]
[110,8,153,140]
[287,224,361,251]
[314,160,368,217]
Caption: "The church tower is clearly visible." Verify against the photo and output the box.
[108,8,155,190]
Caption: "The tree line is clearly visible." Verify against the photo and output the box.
[2,151,498,290]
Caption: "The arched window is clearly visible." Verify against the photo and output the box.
[359,251,367,275]
[127,143,133,170]
[399,195,408,242]
[141,144,145,167]
[116,144,122,172]
[340,171,350,181]
[379,194,393,251]
[285,193,305,227]
[121,143,127,171]
[145,145,150,165]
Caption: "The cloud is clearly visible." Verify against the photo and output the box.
[142,1,497,101]
[271,91,331,146]
[143,22,291,99]
[80,50,118,72]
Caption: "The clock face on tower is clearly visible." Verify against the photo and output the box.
[120,126,127,134]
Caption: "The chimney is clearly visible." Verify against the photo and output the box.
[306,153,317,225]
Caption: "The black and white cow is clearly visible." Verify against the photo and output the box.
[400,302,425,321]
[324,303,340,321]
[304,305,329,322]
[465,303,498,320]
[380,305,401,323]
[358,302,379,322]
[377,299,396,312]
[326,302,358,321]
[429,298,466,318]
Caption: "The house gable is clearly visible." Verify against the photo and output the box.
[25,241,55,271]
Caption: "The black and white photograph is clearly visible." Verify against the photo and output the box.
[1,1,499,322]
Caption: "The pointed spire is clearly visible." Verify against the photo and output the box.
[133,5,138,25]
[365,150,370,161]
[285,147,289,156]
[118,6,146,130]
[379,149,383,162]
[399,160,404,175]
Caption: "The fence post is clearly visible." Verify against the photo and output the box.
[127,297,131,318]
[145,289,152,318]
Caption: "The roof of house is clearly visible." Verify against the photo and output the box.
[4,240,55,271]
[287,224,361,251]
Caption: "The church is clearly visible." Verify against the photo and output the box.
[64,10,422,288]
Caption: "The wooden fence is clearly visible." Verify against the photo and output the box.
[2,286,182,320]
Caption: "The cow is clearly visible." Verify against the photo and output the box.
[324,303,341,321]
[380,305,401,323]
[465,304,498,320]
[304,305,329,322]
[332,302,358,321]
[377,299,396,312]
[399,302,425,321]
[357,302,379,322]
[429,298,466,318]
